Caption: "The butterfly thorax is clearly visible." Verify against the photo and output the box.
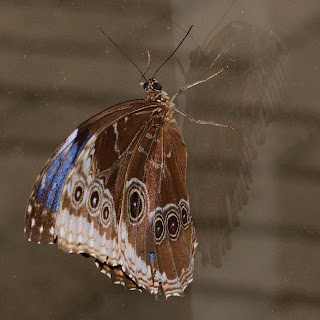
[143,78,176,121]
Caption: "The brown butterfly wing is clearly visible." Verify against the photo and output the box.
[54,103,158,267]
[24,99,151,245]
[119,118,197,297]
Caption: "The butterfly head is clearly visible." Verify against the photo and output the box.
[143,79,162,92]
[142,78,171,103]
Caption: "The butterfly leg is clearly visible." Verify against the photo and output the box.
[171,66,228,101]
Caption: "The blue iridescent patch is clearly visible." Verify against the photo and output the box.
[36,130,92,212]
[150,251,156,262]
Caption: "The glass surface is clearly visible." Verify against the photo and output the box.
[1,1,319,319]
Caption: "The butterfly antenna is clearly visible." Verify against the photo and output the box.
[202,0,236,49]
[152,25,193,79]
[97,26,147,82]
[139,48,151,83]
[168,19,198,47]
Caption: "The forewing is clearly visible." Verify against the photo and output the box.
[24,99,154,245]
[54,104,158,266]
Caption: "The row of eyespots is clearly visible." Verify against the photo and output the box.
[154,203,190,244]
[126,182,190,243]
[73,177,190,240]
[72,181,112,227]
[127,184,189,225]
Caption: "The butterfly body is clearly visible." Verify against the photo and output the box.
[25,79,197,298]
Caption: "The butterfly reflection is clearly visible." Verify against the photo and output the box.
[184,21,288,267]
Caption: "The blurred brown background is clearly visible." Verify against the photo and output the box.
[1,0,320,319]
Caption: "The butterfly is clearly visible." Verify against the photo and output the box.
[24,26,237,298]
